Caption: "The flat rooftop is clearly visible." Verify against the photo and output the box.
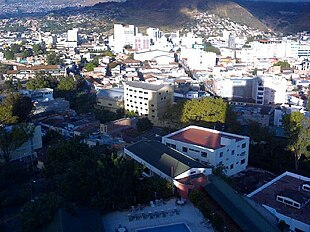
[248,172,310,225]
[125,140,206,178]
[166,126,245,150]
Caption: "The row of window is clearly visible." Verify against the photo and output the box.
[218,159,246,167]
[276,196,301,209]
[127,88,148,94]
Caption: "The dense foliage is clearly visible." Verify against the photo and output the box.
[16,139,173,231]
[162,97,240,133]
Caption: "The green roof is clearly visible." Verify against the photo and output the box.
[126,140,206,178]
[205,175,280,232]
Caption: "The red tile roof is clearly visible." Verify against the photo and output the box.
[168,128,243,149]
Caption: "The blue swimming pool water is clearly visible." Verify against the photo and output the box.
[137,223,191,232]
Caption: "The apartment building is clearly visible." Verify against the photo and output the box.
[162,125,250,176]
[124,81,173,124]
[248,172,310,232]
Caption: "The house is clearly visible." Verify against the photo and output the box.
[162,125,250,176]
[96,88,124,112]
[124,81,173,124]
[247,172,310,232]
[124,140,212,197]
[1,124,43,161]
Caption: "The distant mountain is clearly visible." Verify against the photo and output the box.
[91,0,268,31]
[235,0,310,33]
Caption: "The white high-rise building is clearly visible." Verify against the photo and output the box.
[67,28,78,48]
[255,75,287,105]
[113,24,136,53]
[67,28,78,42]
[146,27,162,43]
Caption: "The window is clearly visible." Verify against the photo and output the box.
[242,143,246,148]
[151,104,154,107]
[182,147,188,152]
[232,150,235,155]
[144,92,148,94]
[201,152,208,158]
[230,164,234,169]
[189,148,199,152]
[171,144,176,149]
[220,152,223,157]
[241,151,246,156]
[241,159,245,164]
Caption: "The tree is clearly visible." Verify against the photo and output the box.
[21,193,65,232]
[0,124,34,162]
[57,76,76,91]
[22,49,32,59]
[85,63,95,72]
[4,93,33,122]
[2,79,15,92]
[136,117,153,132]
[0,105,18,125]
[283,112,310,170]
[3,49,14,60]
[46,52,61,65]
[273,60,290,70]
[26,73,54,90]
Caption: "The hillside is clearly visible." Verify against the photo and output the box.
[236,0,310,33]
[93,0,267,31]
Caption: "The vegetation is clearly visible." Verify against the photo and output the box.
[161,97,240,133]
[136,118,153,132]
[273,60,290,70]
[283,112,310,170]
[46,52,62,65]
[85,57,100,72]
[3,93,33,123]
[189,190,227,232]
[21,193,67,232]
[204,42,221,55]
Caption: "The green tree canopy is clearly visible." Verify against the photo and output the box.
[273,60,290,70]
[57,76,76,91]
[283,112,310,170]
[26,73,57,90]
[46,52,62,65]
[4,93,33,122]
[136,117,153,132]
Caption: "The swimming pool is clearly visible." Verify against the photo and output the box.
[136,223,191,232]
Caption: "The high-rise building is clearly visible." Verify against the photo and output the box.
[113,24,136,53]
[67,28,78,48]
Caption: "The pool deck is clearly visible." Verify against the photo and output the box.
[102,198,213,232]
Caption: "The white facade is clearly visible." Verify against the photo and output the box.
[181,48,216,70]
[113,24,136,53]
[213,77,256,101]
[162,126,250,176]
[67,28,78,42]
[256,75,287,105]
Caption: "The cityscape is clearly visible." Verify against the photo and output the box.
[0,0,309,232]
